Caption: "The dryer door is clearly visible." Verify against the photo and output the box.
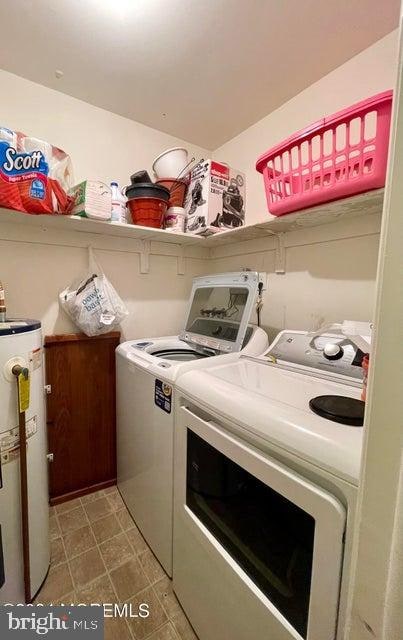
[174,405,346,640]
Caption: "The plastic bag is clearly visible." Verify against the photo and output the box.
[59,248,128,336]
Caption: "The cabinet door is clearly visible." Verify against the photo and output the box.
[45,332,120,502]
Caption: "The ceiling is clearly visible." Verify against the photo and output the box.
[0,0,399,148]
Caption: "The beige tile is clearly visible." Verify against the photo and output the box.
[35,589,78,606]
[49,515,61,540]
[99,532,134,571]
[103,485,118,495]
[49,505,56,516]
[109,558,149,602]
[64,525,96,559]
[76,574,117,604]
[55,497,82,514]
[148,623,179,640]
[85,497,113,523]
[126,526,148,555]
[138,550,165,585]
[153,577,181,619]
[103,486,118,497]
[126,586,168,639]
[104,616,132,640]
[81,489,105,504]
[116,508,135,531]
[36,563,73,603]
[58,506,87,535]
[50,537,66,567]
[91,513,122,544]
[171,610,198,640]
[107,491,125,512]
[69,547,106,590]
[59,591,79,605]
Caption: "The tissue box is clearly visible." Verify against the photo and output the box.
[184,160,245,235]
[69,180,111,220]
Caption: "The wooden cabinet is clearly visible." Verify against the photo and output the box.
[45,332,120,505]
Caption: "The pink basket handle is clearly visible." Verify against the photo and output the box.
[324,90,392,128]
[256,90,393,175]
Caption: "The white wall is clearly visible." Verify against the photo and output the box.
[208,31,398,336]
[0,228,208,339]
[0,30,398,340]
[214,31,398,225]
[0,69,210,338]
[209,213,381,339]
[346,21,403,637]
[0,69,209,187]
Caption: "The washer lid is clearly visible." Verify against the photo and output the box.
[179,272,259,354]
[0,319,41,336]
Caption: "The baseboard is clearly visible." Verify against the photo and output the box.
[49,479,117,506]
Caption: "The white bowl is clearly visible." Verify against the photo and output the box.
[152,147,188,179]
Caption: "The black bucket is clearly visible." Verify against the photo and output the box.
[125,183,170,202]
[130,170,152,184]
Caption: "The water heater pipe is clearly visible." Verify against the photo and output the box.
[12,364,31,604]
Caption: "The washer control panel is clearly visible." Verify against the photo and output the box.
[182,333,229,353]
[132,341,153,350]
[265,331,368,380]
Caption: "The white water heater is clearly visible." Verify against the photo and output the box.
[0,320,49,603]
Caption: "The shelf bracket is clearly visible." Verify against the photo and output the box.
[274,233,286,274]
[140,240,151,274]
[177,247,186,275]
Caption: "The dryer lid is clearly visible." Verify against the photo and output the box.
[179,272,259,354]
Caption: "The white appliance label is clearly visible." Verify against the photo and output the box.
[0,416,37,465]
[29,347,42,370]
[155,380,172,414]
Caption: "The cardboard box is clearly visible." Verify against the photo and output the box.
[69,180,111,220]
[184,160,245,235]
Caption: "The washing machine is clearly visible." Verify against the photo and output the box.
[173,323,371,640]
[116,272,268,576]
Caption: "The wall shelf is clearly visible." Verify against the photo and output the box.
[203,188,384,247]
[0,208,205,246]
[0,188,384,251]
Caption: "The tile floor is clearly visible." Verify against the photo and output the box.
[35,486,198,640]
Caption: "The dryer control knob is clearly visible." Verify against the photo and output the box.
[323,343,344,360]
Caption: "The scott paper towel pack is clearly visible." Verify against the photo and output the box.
[0,127,74,214]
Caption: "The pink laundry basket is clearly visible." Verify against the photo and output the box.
[256,91,393,217]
